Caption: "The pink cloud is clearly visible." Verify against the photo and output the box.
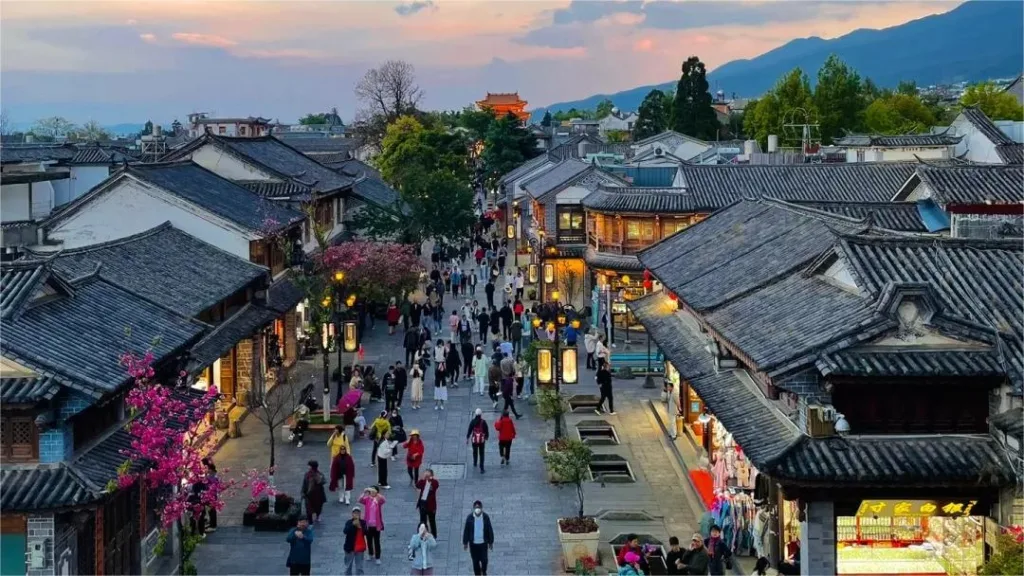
[139,33,157,43]
[633,38,654,52]
[170,32,238,48]
[237,48,326,60]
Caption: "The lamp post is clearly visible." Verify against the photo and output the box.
[532,297,580,440]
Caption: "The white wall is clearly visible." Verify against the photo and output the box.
[845,147,949,163]
[31,182,55,220]
[190,145,277,181]
[951,115,1003,164]
[68,166,111,203]
[555,184,593,204]
[2,183,31,222]
[45,179,252,256]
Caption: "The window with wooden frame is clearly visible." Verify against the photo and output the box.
[625,219,655,241]
[1,415,39,462]
[314,200,333,231]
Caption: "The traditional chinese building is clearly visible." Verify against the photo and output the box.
[476,92,530,123]
[631,198,1020,575]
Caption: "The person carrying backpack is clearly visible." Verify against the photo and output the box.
[466,408,489,474]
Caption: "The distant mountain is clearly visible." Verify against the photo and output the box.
[532,1,1023,121]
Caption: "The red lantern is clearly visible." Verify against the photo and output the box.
[668,291,678,301]
[643,269,652,282]
[643,279,653,290]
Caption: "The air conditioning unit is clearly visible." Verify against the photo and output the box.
[654,147,664,156]
[805,404,836,438]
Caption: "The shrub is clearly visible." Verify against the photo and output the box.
[543,438,593,518]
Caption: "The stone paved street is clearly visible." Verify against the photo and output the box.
[194,262,575,575]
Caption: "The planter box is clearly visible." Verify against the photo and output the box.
[242,509,258,527]
[557,519,600,571]
[252,504,302,532]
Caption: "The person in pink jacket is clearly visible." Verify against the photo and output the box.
[358,487,387,565]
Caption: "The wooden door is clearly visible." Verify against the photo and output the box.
[219,348,236,398]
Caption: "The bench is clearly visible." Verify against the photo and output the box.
[611,351,664,375]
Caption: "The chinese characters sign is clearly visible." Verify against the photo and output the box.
[856,500,979,518]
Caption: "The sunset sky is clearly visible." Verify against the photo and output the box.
[0,0,962,126]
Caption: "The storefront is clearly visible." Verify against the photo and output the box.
[834,499,989,575]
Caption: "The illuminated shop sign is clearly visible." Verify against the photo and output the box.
[855,500,979,518]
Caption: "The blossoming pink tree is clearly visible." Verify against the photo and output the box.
[323,241,424,305]
[116,352,227,532]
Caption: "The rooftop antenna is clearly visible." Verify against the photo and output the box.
[783,107,820,153]
[139,123,166,163]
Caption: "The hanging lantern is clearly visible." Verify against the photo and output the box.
[342,320,359,352]
[561,347,578,384]
[543,263,554,284]
[537,348,553,384]
[643,269,652,282]
[528,264,539,283]
[668,291,678,301]
[620,275,631,285]
[643,278,653,290]
[334,271,345,282]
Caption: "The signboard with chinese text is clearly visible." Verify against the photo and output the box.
[856,499,979,518]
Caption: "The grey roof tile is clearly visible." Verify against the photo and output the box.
[287,138,362,154]
[961,107,1015,146]
[499,153,551,186]
[240,180,312,200]
[352,176,401,210]
[42,223,269,317]
[817,349,1005,378]
[0,374,62,404]
[792,201,927,232]
[996,143,1024,164]
[582,186,737,213]
[835,133,962,147]
[914,164,1023,206]
[213,136,354,193]
[1,260,54,319]
[583,246,643,272]
[1,274,204,395]
[0,144,78,164]
[187,303,278,369]
[122,161,305,232]
[677,162,919,203]
[0,465,95,511]
[522,159,592,198]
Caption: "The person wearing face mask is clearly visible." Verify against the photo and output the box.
[408,522,438,576]
[462,500,494,576]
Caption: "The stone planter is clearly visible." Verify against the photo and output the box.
[557,518,600,571]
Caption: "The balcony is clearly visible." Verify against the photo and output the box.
[556,230,586,244]
[586,232,649,255]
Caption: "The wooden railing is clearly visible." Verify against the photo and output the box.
[586,232,652,255]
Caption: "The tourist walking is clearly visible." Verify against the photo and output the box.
[500,373,522,419]
[433,360,448,411]
[433,339,447,386]
[468,269,477,295]
[395,361,408,408]
[410,362,424,409]
[404,430,424,484]
[499,303,513,340]
[472,347,489,396]
[386,298,400,335]
[449,310,460,342]
[328,425,352,460]
[285,518,314,576]
[301,460,327,524]
[477,308,490,342]
[706,524,732,575]
[383,366,398,412]
[595,362,616,415]
[415,469,440,537]
[408,523,439,576]
[369,411,391,467]
[494,409,517,466]
[460,322,475,379]
[375,435,397,488]
[484,280,495,309]
[462,500,494,576]
[487,357,502,408]
[466,408,489,473]
[358,487,386,565]
[342,507,367,575]
[596,334,611,367]
[514,354,527,398]
[584,329,598,370]
[330,445,356,504]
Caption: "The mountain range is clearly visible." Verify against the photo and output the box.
[532,0,1023,121]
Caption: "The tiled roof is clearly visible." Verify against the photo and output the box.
[1,260,53,320]
[991,407,1024,439]
[913,164,1023,206]
[961,106,1015,146]
[352,176,401,210]
[676,162,918,203]
[240,180,312,199]
[770,434,1016,488]
[286,138,362,154]
[837,234,1024,392]
[791,201,927,232]
[267,275,303,313]
[583,246,643,272]
[42,223,269,317]
[547,135,603,161]
[522,159,591,198]
[311,152,354,169]
[0,374,62,404]
[213,136,354,194]
[633,130,706,148]
[817,349,1006,378]
[499,153,551,186]
[834,133,962,147]
[639,199,865,312]
[996,143,1024,164]
[331,158,380,180]
[1,275,204,395]
[478,92,526,106]
[70,147,134,165]
[629,292,799,468]
[0,465,95,512]
[0,144,78,164]
[582,142,634,158]
[188,303,279,370]
[123,161,304,232]
[582,186,734,214]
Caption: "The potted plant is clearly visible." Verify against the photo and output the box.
[536,386,568,443]
[574,555,598,576]
[543,438,600,570]
[543,438,571,483]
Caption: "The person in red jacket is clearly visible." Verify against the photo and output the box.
[403,430,425,485]
[493,408,517,466]
[414,469,440,537]
[386,298,401,335]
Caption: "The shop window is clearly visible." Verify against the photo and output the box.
[1,416,38,462]
[625,220,655,241]
[556,206,584,243]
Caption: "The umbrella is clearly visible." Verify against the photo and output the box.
[336,389,362,414]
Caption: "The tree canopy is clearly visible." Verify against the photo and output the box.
[670,56,719,141]
[814,54,864,144]
[595,99,615,119]
[960,82,1024,121]
[743,68,815,149]
[863,93,937,134]
[481,112,540,189]
[634,89,670,140]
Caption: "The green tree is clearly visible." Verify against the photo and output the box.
[670,56,719,141]
[634,89,670,140]
[595,99,614,119]
[73,119,111,142]
[299,113,328,125]
[552,108,594,122]
[980,533,1023,576]
[896,80,918,96]
[814,54,864,143]
[960,82,1024,121]
[456,107,496,141]
[863,94,937,134]
[32,116,77,140]
[743,68,815,150]
[540,111,552,127]
[481,113,540,189]
[376,115,432,189]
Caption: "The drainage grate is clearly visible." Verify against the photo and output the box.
[589,454,635,483]
[567,394,601,412]
[426,463,466,480]
[575,419,619,445]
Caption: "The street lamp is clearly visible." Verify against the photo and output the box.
[533,306,579,438]
[528,264,538,284]
[506,224,515,240]
[342,320,359,353]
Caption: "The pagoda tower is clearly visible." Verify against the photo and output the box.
[476,92,530,123]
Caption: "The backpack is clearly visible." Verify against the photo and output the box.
[471,421,486,444]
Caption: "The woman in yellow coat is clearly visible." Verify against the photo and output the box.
[327,424,351,459]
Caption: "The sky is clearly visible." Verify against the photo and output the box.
[0,0,962,127]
